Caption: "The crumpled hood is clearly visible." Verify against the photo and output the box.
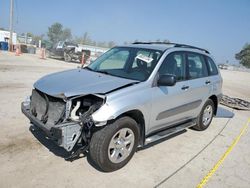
[34,69,137,98]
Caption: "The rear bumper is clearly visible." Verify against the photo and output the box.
[21,101,81,151]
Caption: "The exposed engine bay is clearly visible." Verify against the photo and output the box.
[68,94,104,122]
[23,89,104,153]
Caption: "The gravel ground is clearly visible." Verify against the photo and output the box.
[0,51,249,188]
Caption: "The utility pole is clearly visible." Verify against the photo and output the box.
[9,0,14,51]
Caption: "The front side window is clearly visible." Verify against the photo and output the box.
[158,52,186,81]
[88,47,162,81]
[132,50,161,69]
[187,53,208,79]
[57,41,64,48]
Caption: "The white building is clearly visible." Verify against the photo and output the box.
[0,30,17,44]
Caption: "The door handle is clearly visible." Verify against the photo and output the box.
[205,80,211,84]
[181,85,189,90]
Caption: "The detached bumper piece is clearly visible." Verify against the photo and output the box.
[220,95,250,110]
[21,99,82,152]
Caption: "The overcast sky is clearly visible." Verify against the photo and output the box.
[1,0,250,64]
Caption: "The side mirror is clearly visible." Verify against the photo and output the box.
[157,74,176,86]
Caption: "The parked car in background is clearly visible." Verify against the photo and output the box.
[46,41,90,63]
[218,64,228,70]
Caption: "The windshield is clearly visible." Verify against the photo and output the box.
[87,47,162,81]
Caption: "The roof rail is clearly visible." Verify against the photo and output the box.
[132,41,210,54]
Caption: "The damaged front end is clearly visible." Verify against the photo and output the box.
[21,89,105,152]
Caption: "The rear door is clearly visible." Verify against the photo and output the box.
[185,52,212,117]
[204,56,222,96]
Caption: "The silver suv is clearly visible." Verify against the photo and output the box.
[22,42,222,172]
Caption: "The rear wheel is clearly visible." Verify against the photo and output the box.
[89,116,139,172]
[193,99,215,131]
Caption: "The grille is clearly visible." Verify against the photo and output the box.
[30,89,66,129]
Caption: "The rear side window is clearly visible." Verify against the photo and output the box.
[206,56,218,75]
[187,53,208,79]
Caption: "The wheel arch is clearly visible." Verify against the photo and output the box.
[116,109,145,147]
[209,95,218,115]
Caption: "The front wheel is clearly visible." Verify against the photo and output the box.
[193,99,215,131]
[89,116,139,172]
[64,52,72,62]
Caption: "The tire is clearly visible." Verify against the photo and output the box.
[89,116,140,172]
[193,99,215,131]
[64,52,71,62]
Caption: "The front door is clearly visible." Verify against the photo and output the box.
[149,51,194,134]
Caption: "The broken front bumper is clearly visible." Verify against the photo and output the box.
[21,101,82,152]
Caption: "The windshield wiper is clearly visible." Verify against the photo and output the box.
[83,67,111,75]
[95,70,111,75]
[83,66,94,71]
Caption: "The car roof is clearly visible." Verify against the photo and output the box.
[120,42,210,54]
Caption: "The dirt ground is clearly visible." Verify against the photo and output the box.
[0,51,249,188]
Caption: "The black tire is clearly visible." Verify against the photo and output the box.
[89,116,140,172]
[193,99,215,131]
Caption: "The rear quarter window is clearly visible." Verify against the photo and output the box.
[206,56,218,76]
